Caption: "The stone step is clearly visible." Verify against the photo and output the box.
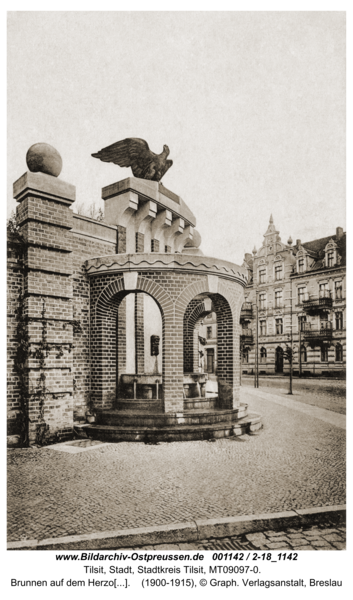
[184,395,218,410]
[86,414,262,443]
[96,405,248,427]
[115,399,163,412]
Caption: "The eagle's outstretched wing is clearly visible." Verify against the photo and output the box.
[92,138,154,178]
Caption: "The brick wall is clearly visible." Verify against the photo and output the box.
[89,270,244,413]
[135,293,145,373]
[8,184,118,439]
[8,178,245,437]
[117,297,127,394]
[183,299,211,373]
[14,193,74,442]
[70,230,117,420]
[7,240,24,434]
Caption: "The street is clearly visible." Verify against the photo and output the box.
[242,376,346,415]
[8,378,345,549]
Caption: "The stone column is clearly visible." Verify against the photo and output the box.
[13,170,75,443]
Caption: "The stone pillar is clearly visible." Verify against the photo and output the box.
[13,171,75,443]
[117,225,126,253]
[135,293,144,374]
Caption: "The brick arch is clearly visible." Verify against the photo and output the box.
[175,279,210,315]
[178,278,244,410]
[183,299,213,373]
[94,275,173,323]
[91,274,175,411]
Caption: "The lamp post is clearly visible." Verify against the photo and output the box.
[298,316,302,378]
[285,280,294,395]
[289,325,293,395]
[254,291,259,388]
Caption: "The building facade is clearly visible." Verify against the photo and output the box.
[204,216,346,377]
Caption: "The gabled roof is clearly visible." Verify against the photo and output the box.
[294,232,346,272]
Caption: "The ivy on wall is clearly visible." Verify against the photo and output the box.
[8,215,80,447]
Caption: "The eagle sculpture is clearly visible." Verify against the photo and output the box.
[91,138,173,183]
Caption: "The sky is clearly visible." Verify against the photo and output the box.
[7,11,345,265]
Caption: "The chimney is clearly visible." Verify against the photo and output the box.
[245,253,252,263]
[296,239,301,247]
[336,227,343,239]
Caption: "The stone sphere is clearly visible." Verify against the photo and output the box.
[185,229,202,248]
[26,143,62,177]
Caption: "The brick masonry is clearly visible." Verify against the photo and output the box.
[135,293,145,374]
[8,174,246,440]
[89,270,244,412]
[183,299,212,373]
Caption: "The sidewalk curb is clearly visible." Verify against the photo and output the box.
[8,505,345,551]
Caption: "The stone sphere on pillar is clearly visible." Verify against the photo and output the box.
[185,229,202,248]
[26,143,63,177]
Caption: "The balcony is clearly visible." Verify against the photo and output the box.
[301,291,332,314]
[240,328,254,345]
[302,321,333,343]
[240,302,253,322]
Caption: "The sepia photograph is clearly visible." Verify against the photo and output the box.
[6,7,348,592]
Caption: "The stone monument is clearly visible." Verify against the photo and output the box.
[8,141,262,445]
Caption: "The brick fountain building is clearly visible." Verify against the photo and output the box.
[7,144,262,445]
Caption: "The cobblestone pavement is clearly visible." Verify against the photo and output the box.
[124,523,346,551]
[7,388,345,544]
[242,377,346,415]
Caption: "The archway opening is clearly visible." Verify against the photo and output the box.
[275,346,284,373]
[183,292,235,409]
[117,292,163,402]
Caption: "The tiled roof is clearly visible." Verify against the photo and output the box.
[295,232,346,272]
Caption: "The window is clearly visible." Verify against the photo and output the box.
[151,239,157,252]
[335,312,343,330]
[327,251,334,267]
[301,345,307,363]
[319,283,329,298]
[207,326,212,339]
[259,293,266,310]
[335,281,342,300]
[298,258,305,273]
[321,346,328,362]
[275,264,282,281]
[275,318,283,335]
[320,314,329,330]
[260,320,267,336]
[335,343,343,362]
[298,315,306,331]
[259,269,266,284]
[275,290,282,308]
[242,348,249,363]
[260,347,267,363]
[298,287,306,304]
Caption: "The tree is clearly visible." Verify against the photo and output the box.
[283,344,293,364]
[74,201,104,222]
[7,210,18,234]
